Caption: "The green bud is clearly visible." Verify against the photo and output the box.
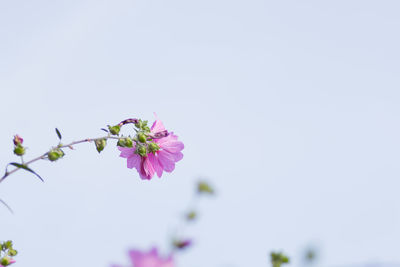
[1,257,10,266]
[4,241,12,250]
[197,181,214,195]
[117,137,133,148]
[186,211,197,221]
[48,151,59,161]
[13,145,25,156]
[8,249,17,257]
[95,139,107,153]
[271,252,290,267]
[148,142,160,153]
[137,145,147,157]
[124,137,133,147]
[138,133,147,143]
[108,125,120,135]
[48,148,64,161]
[135,119,143,129]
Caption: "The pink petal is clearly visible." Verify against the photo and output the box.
[157,151,176,172]
[127,154,141,169]
[156,133,178,145]
[148,153,163,178]
[151,119,165,133]
[171,151,183,162]
[159,140,184,153]
[118,146,135,158]
[129,250,144,263]
[139,163,151,180]
[143,157,155,179]
[149,247,158,257]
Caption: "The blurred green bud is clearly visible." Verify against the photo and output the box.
[271,252,290,267]
[95,139,107,153]
[4,241,12,250]
[197,181,214,195]
[13,145,25,156]
[138,133,147,143]
[48,148,64,161]
[148,142,160,153]
[117,137,133,148]
[108,125,120,135]
[1,257,11,266]
[186,210,197,221]
[8,249,17,257]
[305,248,316,262]
[137,145,147,157]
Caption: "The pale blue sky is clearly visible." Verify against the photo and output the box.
[1,1,400,267]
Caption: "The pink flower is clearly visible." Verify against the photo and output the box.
[118,119,184,180]
[111,248,174,267]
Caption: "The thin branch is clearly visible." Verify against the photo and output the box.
[0,198,14,214]
[0,135,124,184]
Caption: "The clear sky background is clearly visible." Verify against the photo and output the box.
[1,1,400,267]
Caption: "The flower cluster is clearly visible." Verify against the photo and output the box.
[118,118,184,180]
[111,248,173,267]
[0,241,17,267]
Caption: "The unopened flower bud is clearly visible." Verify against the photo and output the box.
[150,130,169,139]
[108,125,121,135]
[95,139,107,153]
[13,135,23,146]
[117,137,133,148]
[48,148,64,161]
[197,181,214,195]
[4,241,12,250]
[7,249,17,257]
[0,257,11,266]
[138,133,147,143]
[148,142,160,153]
[271,252,290,267]
[173,239,192,250]
[137,145,147,157]
[13,145,25,156]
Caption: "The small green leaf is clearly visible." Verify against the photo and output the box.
[55,128,62,140]
[9,162,44,182]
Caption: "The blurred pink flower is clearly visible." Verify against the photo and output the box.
[111,248,174,267]
[118,119,184,180]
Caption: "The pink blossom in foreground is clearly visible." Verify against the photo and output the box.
[111,248,174,267]
[118,119,184,180]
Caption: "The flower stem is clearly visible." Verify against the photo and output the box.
[0,135,125,184]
